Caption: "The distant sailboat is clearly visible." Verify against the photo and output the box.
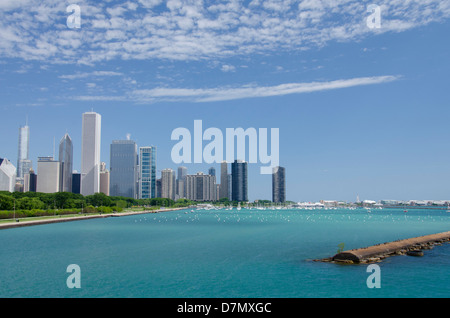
[237,202,241,211]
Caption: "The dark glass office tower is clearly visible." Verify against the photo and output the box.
[231,160,248,202]
[219,161,228,200]
[110,140,138,198]
[29,169,37,192]
[272,166,286,203]
[72,173,81,194]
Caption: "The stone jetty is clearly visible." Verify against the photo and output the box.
[317,231,450,264]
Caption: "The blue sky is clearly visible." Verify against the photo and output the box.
[1,0,450,202]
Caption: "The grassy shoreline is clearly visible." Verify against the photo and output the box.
[0,207,188,230]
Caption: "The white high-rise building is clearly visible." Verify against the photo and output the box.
[37,157,60,193]
[0,158,17,192]
[81,112,101,196]
[17,124,31,180]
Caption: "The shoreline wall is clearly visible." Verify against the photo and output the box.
[0,207,187,230]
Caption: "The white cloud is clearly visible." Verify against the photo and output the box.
[131,75,400,103]
[59,71,123,80]
[73,95,127,101]
[0,1,448,64]
[221,64,236,72]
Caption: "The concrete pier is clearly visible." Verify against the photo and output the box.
[318,231,450,264]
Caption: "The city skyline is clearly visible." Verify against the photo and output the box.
[2,111,450,203]
[1,1,450,202]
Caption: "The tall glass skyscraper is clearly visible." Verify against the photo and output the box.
[219,161,228,199]
[17,124,31,180]
[81,112,101,196]
[272,166,286,203]
[110,140,138,198]
[139,146,156,199]
[231,160,248,202]
[59,133,73,193]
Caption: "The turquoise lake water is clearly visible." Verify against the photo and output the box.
[0,208,449,298]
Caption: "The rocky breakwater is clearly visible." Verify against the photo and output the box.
[316,231,450,265]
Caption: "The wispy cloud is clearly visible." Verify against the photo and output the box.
[0,1,449,64]
[59,71,123,80]
[77,75,400,103]
[73,95,127,102]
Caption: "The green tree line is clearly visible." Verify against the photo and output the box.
[0,191,194,219]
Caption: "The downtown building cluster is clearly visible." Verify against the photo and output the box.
[0,112,286,203]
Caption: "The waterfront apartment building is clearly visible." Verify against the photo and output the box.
[0,158,17,192]
[59,133,73,193]
[139,146,156,199]
[272,166,286,203]
[161,169,175,200]
[231,160,248,202]
[37,157,60,193]
[81,112,101,196]
[110,140,138,198]
[185,172,216,201]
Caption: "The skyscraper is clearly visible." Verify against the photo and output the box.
[100,162,110,196]
[139,146,156,199]
[219,161,228,199]
[156,178,162,198]
[24,168,37,192]
[272,166,286,203]
[0,158,16,192]
[110,140,138,198]
[185,172,216,201]
[176,166,187,199]
[59,133,73,193]
[72,172,81,194]
[81,112,101,196]
[37,156,60,193]
[231,160,248,202]
[17,124,31,180]
[208,167,216,177]
[161,169,175,200]
[227,173,232,200]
